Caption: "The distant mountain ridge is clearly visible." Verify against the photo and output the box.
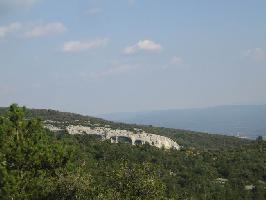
[100,105,266,139]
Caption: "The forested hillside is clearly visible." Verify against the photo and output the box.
[0,105,265,199]
[0,107,251,150]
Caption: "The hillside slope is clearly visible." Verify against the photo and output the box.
[1,105,265,199]
[0,107,251,150]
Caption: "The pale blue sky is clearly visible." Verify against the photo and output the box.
[0,0,266,115]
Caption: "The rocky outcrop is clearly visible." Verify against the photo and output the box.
[66,125,180,150]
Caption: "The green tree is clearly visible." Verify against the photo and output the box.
[101,162,169,200]
[0,104,92,199]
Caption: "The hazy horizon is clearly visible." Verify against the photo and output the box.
[99,104,266,116]
[101,104,266,139]
[1,103,266,117]
[1,0,266,115]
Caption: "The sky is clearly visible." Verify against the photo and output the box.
[0,0,266,115]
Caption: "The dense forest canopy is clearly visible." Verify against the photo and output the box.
[0,104,265,199]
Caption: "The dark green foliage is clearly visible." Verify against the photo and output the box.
[0,107,252,150]
[0,104,93,199]
[0,105,266,199]
[0,105,168,199]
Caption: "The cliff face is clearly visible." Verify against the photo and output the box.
[66,125,181,150]
[44,120,180,150]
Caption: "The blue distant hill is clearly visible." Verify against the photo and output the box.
[101,105,266,139]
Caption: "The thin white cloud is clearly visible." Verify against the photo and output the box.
[128,0,136,5]
[0,0,39,12]
[81,63,139,80]
[62,38,109,52]
[170,56,183,65]
[0,22,22,38]
[90,65,137,79]
[24,22,66,38]
[245,48,265,61]
[124,39,162,54]
[86,8,102,15]
[161,56,184,70]
[0,22,66,39]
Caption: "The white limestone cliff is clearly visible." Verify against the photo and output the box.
[66,125,180,150]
